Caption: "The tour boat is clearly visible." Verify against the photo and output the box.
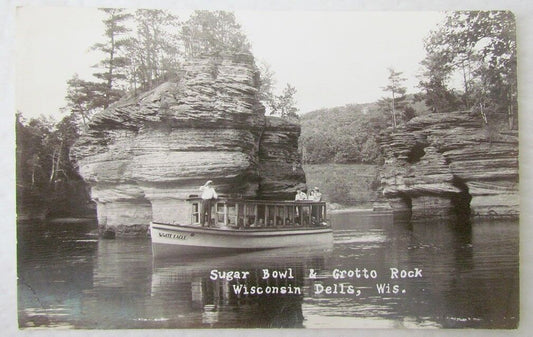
[150,197,333,258]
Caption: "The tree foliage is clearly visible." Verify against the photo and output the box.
[381,68,407,129]
[256,61,276,111]
[256,62,300,121]
[65,74,105,127]
[91,8,132,108]
[269,84,300,121]
[65,9,278,126]
[300,104,390,165]
[419,11,517,128]
[127,9,181,92]
[16,113,92,217]
[180,11,251,57]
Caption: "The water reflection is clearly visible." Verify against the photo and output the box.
[148,247,329,328]
[17,213,519,329]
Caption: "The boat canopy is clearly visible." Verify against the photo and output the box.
[187,196,327,229]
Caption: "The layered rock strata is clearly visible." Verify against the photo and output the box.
[71,53,306,236]
[379,110,518,220]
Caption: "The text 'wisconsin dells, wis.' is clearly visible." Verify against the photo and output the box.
[311,267,423,296]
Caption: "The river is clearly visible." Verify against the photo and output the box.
[17,211,518,329]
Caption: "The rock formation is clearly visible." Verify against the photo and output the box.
[71,53,306,236]
[379,110,518,221]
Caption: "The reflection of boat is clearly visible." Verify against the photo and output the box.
[149,251,328,328]
[150,197,333,258]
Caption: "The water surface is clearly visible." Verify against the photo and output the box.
[17,212,518,329]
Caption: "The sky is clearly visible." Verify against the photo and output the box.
[15,7,445,120]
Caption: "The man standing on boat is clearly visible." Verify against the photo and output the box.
[200,180,218,227]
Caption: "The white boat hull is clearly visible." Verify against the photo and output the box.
[150,222,333,258]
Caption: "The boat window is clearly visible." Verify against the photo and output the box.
[191,202,200,224]
[189,199,327,229]
[226,203,236,226]
[216,202,225,226]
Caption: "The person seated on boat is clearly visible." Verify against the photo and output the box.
[199,180,218,227]
[295,189,307,222]
[310,187,323,223]
[309,187,322,201]
[246,216,255,228]
[295,189,307,201]
[250,218,264,228]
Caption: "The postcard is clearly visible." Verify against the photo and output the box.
[11,3,527,335]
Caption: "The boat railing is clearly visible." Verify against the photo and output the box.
[186,195,328,229]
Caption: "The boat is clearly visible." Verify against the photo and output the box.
[150,196,333,258]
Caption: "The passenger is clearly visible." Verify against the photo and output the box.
[247,216,255,228]
[310,187,322,201]
[295,189,307,222]
[295,189,307,201]
[310,187,323,224]
[199,180,218,227]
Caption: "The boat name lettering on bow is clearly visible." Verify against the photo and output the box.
[158,232,187,240]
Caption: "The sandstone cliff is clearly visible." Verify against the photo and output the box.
[71,53,306,236]
[379,110,518,220]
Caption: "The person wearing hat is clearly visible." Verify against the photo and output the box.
[199,180,218,227]
[294,188,307,201]
[310,187,322,202]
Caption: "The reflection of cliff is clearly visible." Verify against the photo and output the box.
[379,111,518,220]
[71,53,305,236]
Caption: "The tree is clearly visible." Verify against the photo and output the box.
[127,9,181,92]
[257,61,277,113]
[91,8,132,108]
[16,112,89,217]
[64,74,104,127]
[421,11,517,128]
[180,10,251,57]
[417,44,460,113]
[270,84,300,121]
[381,68,407,128]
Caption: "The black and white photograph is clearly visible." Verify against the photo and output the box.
[9,2,528,333]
